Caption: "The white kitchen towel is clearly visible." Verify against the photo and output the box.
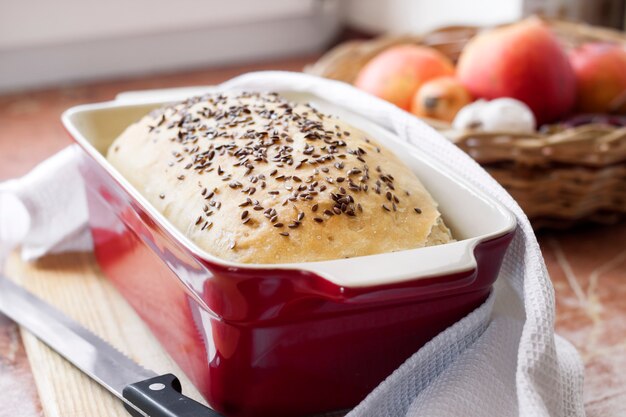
[0,71,585,417]
[0,146,92,263]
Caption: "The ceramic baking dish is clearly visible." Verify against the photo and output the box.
[62,88,516,417]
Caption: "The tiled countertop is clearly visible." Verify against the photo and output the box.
[0,56,624,417]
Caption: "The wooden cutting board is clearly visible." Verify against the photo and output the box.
[3,251,206,417]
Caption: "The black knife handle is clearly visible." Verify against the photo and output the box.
[122,374,223,417]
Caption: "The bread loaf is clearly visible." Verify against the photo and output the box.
[107,91,453,263]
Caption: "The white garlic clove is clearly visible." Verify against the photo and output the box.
[480,98,536,133]
[452,99,488,130]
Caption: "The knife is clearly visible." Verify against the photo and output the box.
[0,276,223,417]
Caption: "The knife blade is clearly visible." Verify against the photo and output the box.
[0,276,223,417]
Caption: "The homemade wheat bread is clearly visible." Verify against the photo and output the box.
[107,92,453,263]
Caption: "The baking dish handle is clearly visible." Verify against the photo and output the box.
[300,239,480,289]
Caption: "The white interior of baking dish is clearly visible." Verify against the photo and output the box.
[62,88,516,287]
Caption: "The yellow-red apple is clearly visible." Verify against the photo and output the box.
[457,18,576,124]
[355,45,455,111]
[569,42,626,113]
[410,76,472,122]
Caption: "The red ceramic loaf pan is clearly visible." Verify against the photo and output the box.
[62,89,516,417]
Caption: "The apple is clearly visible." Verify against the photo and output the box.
[457,18,576,124]
[410,76,472,122]
[355,45,455,111]
[569,42,626,113]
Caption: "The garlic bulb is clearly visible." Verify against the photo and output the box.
[452,98,536,133]
[452,99,487,130]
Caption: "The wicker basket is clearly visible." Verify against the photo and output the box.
[306,18,626,228]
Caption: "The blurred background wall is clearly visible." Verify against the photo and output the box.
[0,0,341,92]
[1,0,624,93]
[341,0,523,34]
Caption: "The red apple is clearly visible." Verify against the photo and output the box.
[457,18,576,124]
[569,42,626,113]
[355,45,455,111]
